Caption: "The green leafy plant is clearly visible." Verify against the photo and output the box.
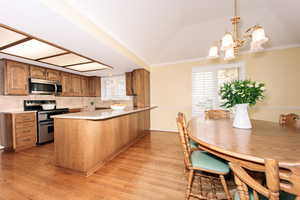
[219,80,265,108]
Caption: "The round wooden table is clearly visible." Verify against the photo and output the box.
[189,118,300,196]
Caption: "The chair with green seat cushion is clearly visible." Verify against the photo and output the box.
[234,188,296,200]
[176,112,232,200]
[230,160,298,200]
[191,150,230,174]
[189,140,198,148]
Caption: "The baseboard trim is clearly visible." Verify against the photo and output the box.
[150,129,178,134]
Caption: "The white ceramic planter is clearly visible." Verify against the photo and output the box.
[233,103,252,129]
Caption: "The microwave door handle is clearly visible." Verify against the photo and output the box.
[54,83,58,93]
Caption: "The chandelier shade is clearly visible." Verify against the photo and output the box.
[208,46,219,58]
[221,32,234,51]
[224,48,235,60]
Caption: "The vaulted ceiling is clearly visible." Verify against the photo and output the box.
[0,0,299,75]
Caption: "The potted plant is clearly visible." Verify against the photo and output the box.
[219,80,265,129]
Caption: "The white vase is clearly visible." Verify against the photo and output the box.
[233,103,252,129]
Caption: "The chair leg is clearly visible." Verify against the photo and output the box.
[220,175,232,200]
[186,169,194,200]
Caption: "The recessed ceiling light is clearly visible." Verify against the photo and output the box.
[66,62,109,72]
[1,39,66,59]
[0,27,27,47]
[39,53,90,66]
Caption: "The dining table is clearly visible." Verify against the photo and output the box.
[189,117,300,197]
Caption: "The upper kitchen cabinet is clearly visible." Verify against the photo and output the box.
[126,72,134,96]
[81,76,89,97]
[46,69,61,82]
[61,72,73,96]
[0,59,29,96]
[71,74,82,97]
[89,77,101,97]
[126,69,150,107]
[30,65,46,79]
[30,66,61,82]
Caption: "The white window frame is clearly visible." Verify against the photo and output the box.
[192,62,245,117]
[101,75,130,101]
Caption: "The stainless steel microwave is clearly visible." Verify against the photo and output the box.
[29,78,62,95]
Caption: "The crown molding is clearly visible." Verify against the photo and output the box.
[150,44,300,68]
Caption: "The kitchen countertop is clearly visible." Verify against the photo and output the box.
[0,110,37,114]
[51,106,156,120]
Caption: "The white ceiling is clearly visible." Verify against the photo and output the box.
[0,0,300,74]
[67,0,300,65]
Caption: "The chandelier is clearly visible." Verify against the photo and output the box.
[208,0,269,60]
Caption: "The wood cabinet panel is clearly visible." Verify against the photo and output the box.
[125,72,134,96]
[132,69,150,107]
[61,72,73,96]
[81,77,89,97]
[71,75,82,97]
[46,69,61,82]
[89,76,101,97]
[3,60,29,95]
[13,112,36,151]
[30,65,46,79]
[54,110,150,176]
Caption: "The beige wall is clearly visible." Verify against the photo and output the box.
[150,47,300,132]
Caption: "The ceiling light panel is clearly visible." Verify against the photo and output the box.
[1,39,66,59]
[0,27,27,47]
[40,53,90,66]
[66,62,109,72]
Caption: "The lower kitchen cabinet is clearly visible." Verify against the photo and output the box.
[0,112,37,152]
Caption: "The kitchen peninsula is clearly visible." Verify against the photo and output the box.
[52,106,155,176]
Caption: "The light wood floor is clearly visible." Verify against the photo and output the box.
[0,131,188,200]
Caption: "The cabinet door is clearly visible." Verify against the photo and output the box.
[30,65,46,79]
[5,61,29,95]
[125,72,134,96]
[89,77,101,97]
[81,77,89,97]
[71,75,82,96]
[46,69,61,82]
[61,72,72,96]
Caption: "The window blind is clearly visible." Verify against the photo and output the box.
[192,62,245,117]
[101,75,129,100]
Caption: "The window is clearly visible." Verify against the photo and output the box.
[101,75,130,100]
[192,62,245,117]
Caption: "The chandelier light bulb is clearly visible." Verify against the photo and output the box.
[224,48,235,60]
[207,46,219,59]
[221,32,234,51]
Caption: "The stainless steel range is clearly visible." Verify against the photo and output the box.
[24,100,69,144]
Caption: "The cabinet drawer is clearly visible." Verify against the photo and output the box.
[15,121,35,129]
[16,135,36,147]
[15,113,36,123]
[15,126,36,138]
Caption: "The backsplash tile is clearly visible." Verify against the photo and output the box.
[0,95,133,112]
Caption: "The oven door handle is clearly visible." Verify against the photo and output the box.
[39,121,54,126]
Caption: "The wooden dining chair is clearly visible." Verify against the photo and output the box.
[229,159,297,200]
[177,113,232,200]
[279,113,300,128]
[205,109,230,120]
[177,113,199,150]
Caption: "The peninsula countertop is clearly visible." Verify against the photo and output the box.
[51,106,156,120]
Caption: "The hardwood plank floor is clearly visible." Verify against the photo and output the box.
[0,131,187,200]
